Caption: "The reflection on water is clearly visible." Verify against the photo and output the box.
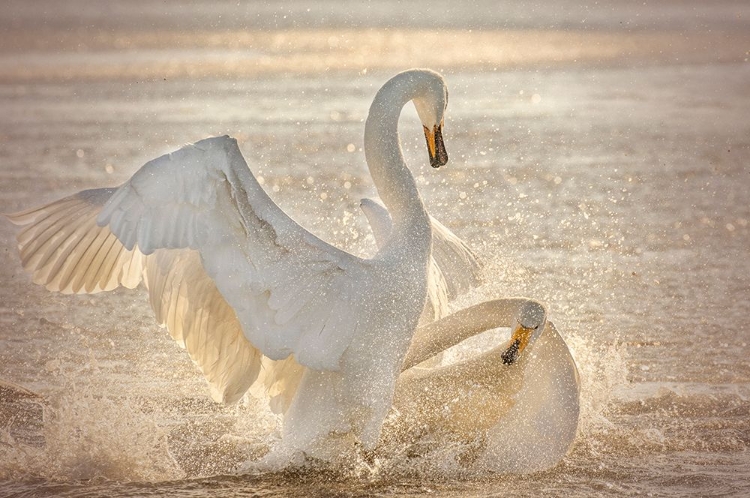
[1,0,750,496]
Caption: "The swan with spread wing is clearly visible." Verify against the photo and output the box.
[7,69,452,459]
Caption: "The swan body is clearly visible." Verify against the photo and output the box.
[249,197,483,417]
[394,299,580,472]
[6,69,450,459]
[359,197,482,323]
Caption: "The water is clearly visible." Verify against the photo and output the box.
[1,1,749,495]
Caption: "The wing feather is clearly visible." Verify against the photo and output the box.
[429,216,483,298]
[8,187,261,404]
[8,190,145,294]
[144,250,262,404]
[9,135,375,404]
[19,203,92,269]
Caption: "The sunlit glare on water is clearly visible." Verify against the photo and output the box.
[1,0,750,496]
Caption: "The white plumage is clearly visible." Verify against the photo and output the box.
[395,298,580,473]
[359,197,482,322]
[7,69,455,458]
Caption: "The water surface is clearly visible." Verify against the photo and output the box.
[1,1,749,496]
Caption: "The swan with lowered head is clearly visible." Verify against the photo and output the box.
[395,298,580,472]
[359,199,578,471]
[6,69,450,460]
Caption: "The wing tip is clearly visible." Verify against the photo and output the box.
[5,208,39,226]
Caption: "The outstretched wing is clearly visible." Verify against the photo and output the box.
[7,189,258,403]
[8,136,373,401]
[8,188,145,294]
[143,249,262,404]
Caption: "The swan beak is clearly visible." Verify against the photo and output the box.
[423,124,448,168]
[501,321,536,365]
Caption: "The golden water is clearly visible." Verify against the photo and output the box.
[1,1,749,495]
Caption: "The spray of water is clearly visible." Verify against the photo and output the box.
[0,359,183,482]
[0,233,631,483]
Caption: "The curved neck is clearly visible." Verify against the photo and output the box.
[364,73,429,235]
[402,298,547,371]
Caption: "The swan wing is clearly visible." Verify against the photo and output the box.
[97,136,369,372]
[143,249,262,404]
[427,215,482,299]
[7,187,145,294]
[7,188,261,403]
[10,136,370,380]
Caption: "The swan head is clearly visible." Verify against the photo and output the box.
[411,71,449,168]
[501,301,547,365]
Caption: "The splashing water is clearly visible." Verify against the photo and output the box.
[0,245,629,487]
[1,362,182,482]
[2,1,750,493]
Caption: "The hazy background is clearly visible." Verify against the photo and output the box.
[1,1,749,496]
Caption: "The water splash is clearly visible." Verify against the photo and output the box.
[0,361,183,482]
[0,244,630,484]
[567,333,629,438]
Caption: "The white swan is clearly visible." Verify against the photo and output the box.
[6,69,450,460]
[359,200,578,471]
[394,298,580,472]
[359,197,482,323]
[248,198,483,417]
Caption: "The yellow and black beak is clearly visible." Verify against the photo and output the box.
[501,320,538,365]
[423,122,448,168]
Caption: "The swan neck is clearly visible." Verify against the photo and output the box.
[403,299,547,371]
[364,74,428,231]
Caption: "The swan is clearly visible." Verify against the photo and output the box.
[360,200,578,471]
[6,69,450,460]
[394,298,580,472]
[248,198,483,417]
